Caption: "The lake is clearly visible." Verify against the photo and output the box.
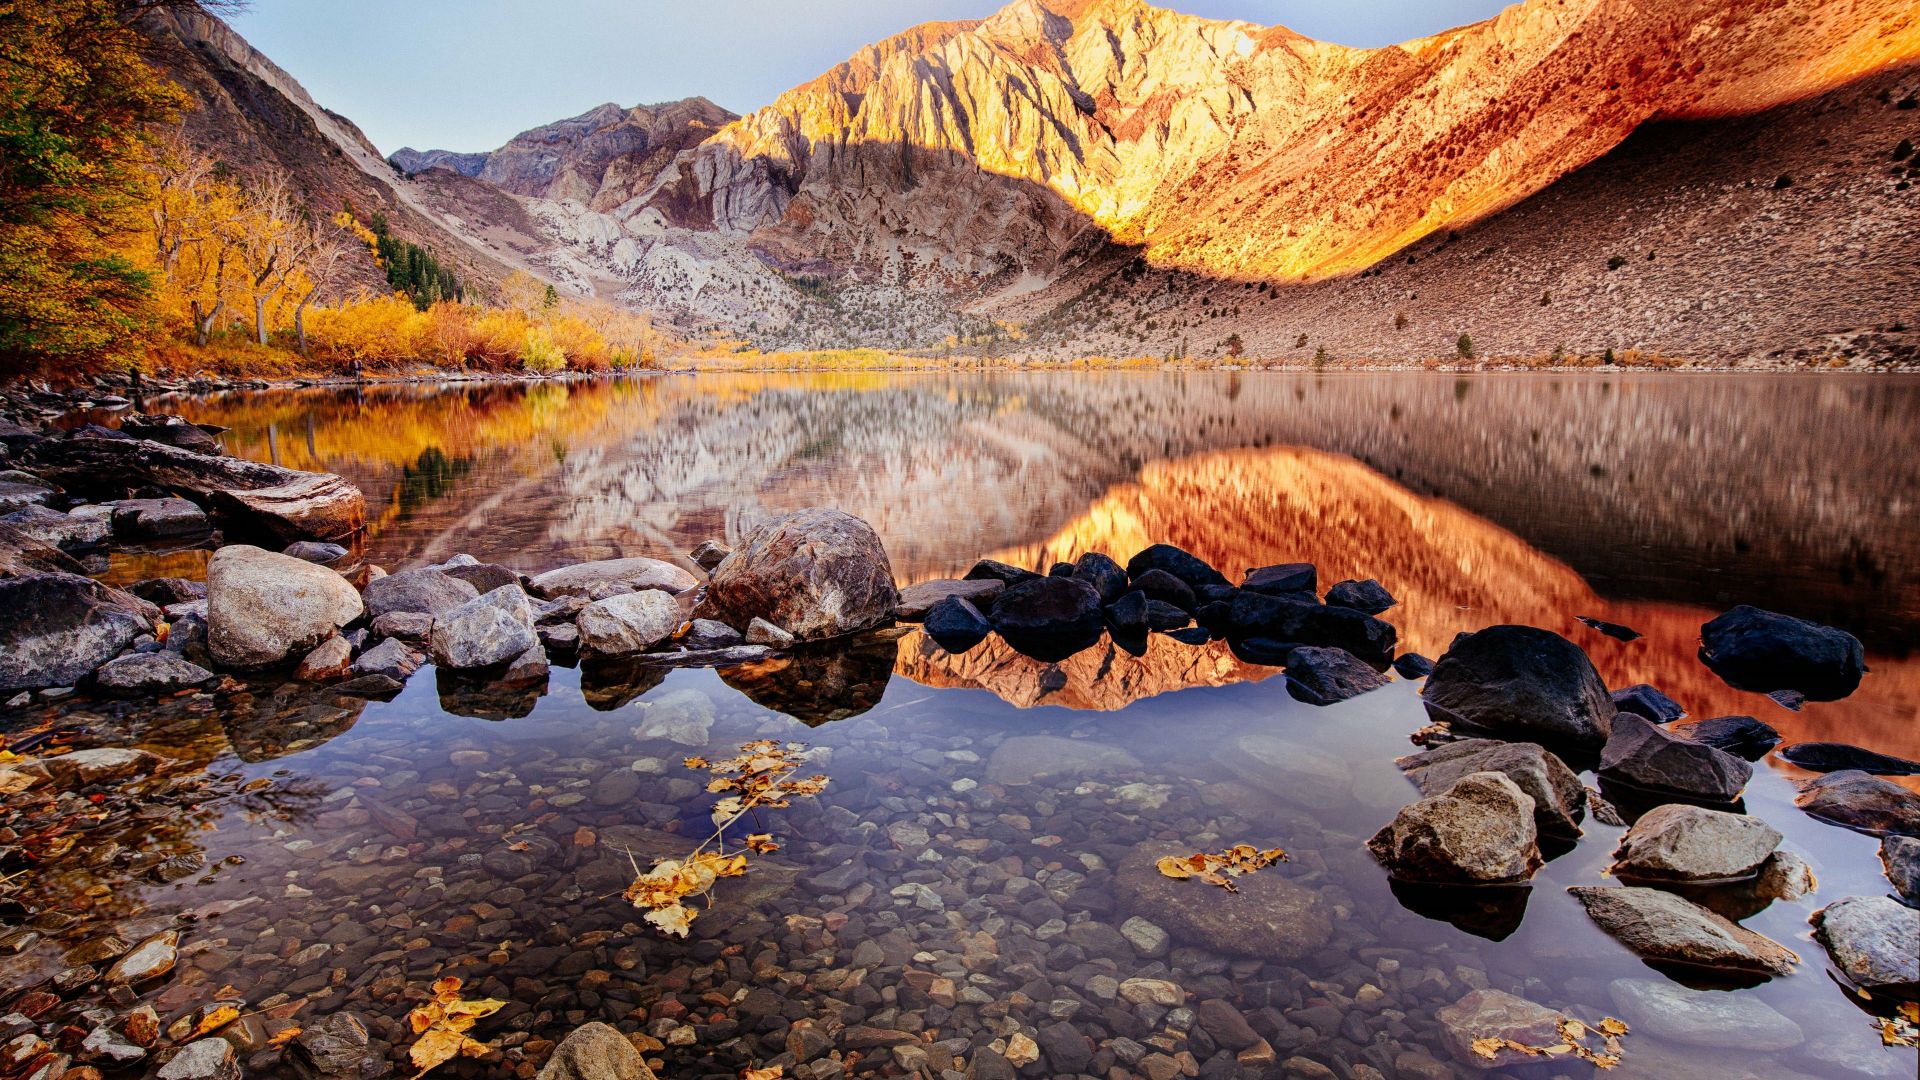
[12,370,1920,1079]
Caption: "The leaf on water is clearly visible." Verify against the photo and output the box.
[743,1067,784,1080]
[406,977,506,1077]
[745,833,779,854]
[1469,1015,1632,1067]
[1155,843,1289,891]
[191,1004,241,1038]
[1470,1036,1504,1060]
[682,756,709,770]
[1155,855,1194,879]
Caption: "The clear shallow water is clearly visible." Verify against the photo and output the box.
[12,370,1920,1078]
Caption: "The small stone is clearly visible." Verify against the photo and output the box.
[1003,1033,1039,1067]
[744,617,795,648]
[103,931,177,984]
[155,1038,239,1080]
[1118,977,1183,1006]
[1119,916,1169,957]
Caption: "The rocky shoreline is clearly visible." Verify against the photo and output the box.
[0,405,1916,1078]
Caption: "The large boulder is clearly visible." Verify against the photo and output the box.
[1395,739,1586,837]
[988,575,1104,662]
[1598,715,1752,803]
[527,557,698,601]
[1284,646,1389,705]
[1569,886,1798,977]
[1699,605,1866,701]
[1809,895,1918,999]
[1794,771,1920,837]
[1609,804,1782,883]
[1114,844,1331,962]
[575,590,682,656]
[206,546,363,669]
[0,573,153,690]
[1368,771,1542,884]
[535,1022,657,1080]
[1421,625,1612,748]
[364,567,478,620]
[695,508,897,640]
[429,586,538,669]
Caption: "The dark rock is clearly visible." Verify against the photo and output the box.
[1699,605,1866,701]
[365,567,478,620]
[989,576,1104,662]
[1368,772,1542,884]
[1035,1021,1093,1073]
[896,577,1004,621]
[1612,683,1685,724]
[1881,836,1919,907]
[443,562,520,594]
[1609,804,1782,883]
[1,504,108,548]
[1071,551,1129,604]
[0,521,86,577]
[1392,652,1434,679]
[1165,626,1210,645]
[1422,625,1613,748]
[1325,578,1394,614]
[1228,636,1296,666]
[1195,582,1237,605]
[285,1012,371,1080]
[282,541,348,564]
[1777,742,1920,776]
[1047,561,1075,577]
[696,508,898,639]
[1396,738,1586,837]
[1809,895,1918,999]
[1127,543,1230,590]
[1576,615,1642,642]
[1794,771,1920,837]
[1226,589,1395,665]
[924,596,993,654]
[118,414,219,454]
[1284,646,1388,705]
[688,539,730,571]
[1569,886,1798,977]
[1241,562,1315,596]
[110,497,209,540]
[1142,598,1191,632]
[681,618,743,650]
[1599,716,1752,802]
[1130,568,1196,611]
[1194,599,1234,633]
[127,577,204,606]
[1671,715,1780,761]
[1104,590,1149,635]
[1113,844,1331,962]
[962,558,1037,585]
[0,573,152,691]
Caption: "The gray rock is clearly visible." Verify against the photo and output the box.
[283,541,348,564]
[1113,844,1332,962]
[688,539,730,571]
[1794,770,1920,837]
[430,585,538,669]
[1,504,109,548]
[895,577,1005,621]
[93,652,213,695]
[365,567,479,620]
[369,611,433,642]
[535,1021,656,1080]
[1610,803,1782,883]
[155,1038,240,1080]
[1612,682,1685,723]
[1397,738,1586,837]
[1809,895,1918,995]
[442,561,520,594]
[1599,715,1752,802]
[1883,835,1920,906]
[285,1012,371,1080]
[0,573,152,690]
[1607,977,1803,1050]
[744,617,795,648]
[576,589,682,656]
[527,557,697,601]
[1422,625,1614,748]
[1368,771,1542,884]
[1569,886,1798,976]
[206,545,363,669]
[696,508,898,640]
[1284,645,1388,705]
[352,638,422,681]
[681,618,741,649]
[0,481,51,514]
[1435,989,1566,1070]
[985,735,1140,785]
[110,497,208,540]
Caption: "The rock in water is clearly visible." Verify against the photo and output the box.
[156,1038,241,1080]
[1129,568,1196,612]
[989,575,1105,662]
[93,652,214,696]
[536,1022,657,1080]
[1225,590,1396,665]
[110,497,209,540]
[1612,683,1685,723]
[985,735,1140,785]
[895,577,1003,621]
[1392,652,1434,679]
[963,558,1036,584]
[1285,646,1389,705]
[1699,605,1866,701]
[680,618,743,649]
[364,567,478,619]
[429,586,538,669]
[1241,562,1316,596]
[1422,625,1613,748]
[1670,715,1781,760]
[1598,715,1752,803]
[1113,844,1331,962]
[1609,804,1782,883]
[206,546,362,669]
[923,595,993,653]
[1395,739,1586,837]
[1324,578,1395,614]
[1071,551,1129,604]
[0,573,152,690]
[1434,989,1566,1071]
[285,1012,371,1080]
[1569,886,1798,977]
[0,521,87,577]
[1126,544,1230,590]
[1606,977,1803,1051]
[744,617,796,648]
[696,508,897,640]
[527,557,698,601]
[576,590,682,656]
[1809,895,1918,997]
[1368,771,1542,884]
[1880,836,1919,907]
[1777,742,1920,776]
[1794,771,1920,837]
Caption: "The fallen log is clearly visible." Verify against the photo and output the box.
[23,436,365,544]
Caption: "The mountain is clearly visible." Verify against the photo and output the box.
[389,148,488,177]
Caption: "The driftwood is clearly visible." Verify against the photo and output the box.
[23,436,365,544]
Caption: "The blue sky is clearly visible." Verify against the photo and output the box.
[229,0,1511,155]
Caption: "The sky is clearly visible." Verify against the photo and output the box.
[228,0,1512,156]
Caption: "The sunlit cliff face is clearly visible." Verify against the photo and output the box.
[894,445,1920,774]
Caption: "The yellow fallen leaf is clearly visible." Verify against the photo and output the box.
[645,903,695,937]
[1470,1036,1504,1060]
[191,1004,241,1038]
[1156,855,1195,879]
[743,1068,784,1080]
